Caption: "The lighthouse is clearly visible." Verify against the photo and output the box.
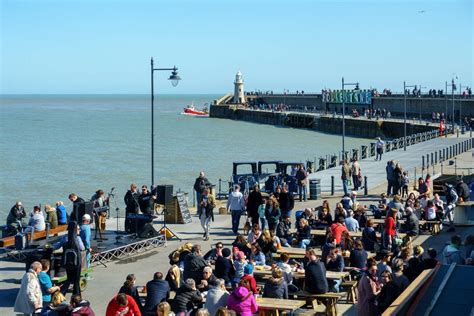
[233,71,245,104]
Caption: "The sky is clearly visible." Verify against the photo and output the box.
[1,0,472,94]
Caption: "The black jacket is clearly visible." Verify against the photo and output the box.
[198,273,220,291]
[456,182,470,201]
[305,260,328,294]
[402,212,419,235]
[119,285,143,311]
[376,282,400,314]
[278,192,294,212]
[214,256,234,285]
[171,284,203,314]
[165,272,181,292]
[349,249,368,269]
[138,192,154,215]
[124,190,140,212]
[276,220,291,239]
[246,190,263,218]
[263,278,288,299]
[144,279,170,313]
[183,252,208,284]
[194,177,211,194]
[7,205,26,225]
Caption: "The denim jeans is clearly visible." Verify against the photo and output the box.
[342,179,349,195]
[231,210,242,234]
[260,218,268,231]
[330,279,342,292]
[298,184,307,201]
[200,213,211,238]
[299,239,311,249]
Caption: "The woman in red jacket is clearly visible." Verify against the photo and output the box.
[383,208,398,251]
[106,293,141,316]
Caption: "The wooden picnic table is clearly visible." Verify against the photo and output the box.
[288,228,406,239]
[253,265,350,280]
[256,297,306,316]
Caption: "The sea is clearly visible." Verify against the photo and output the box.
[0,94,372,219]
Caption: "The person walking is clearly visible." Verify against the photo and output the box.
[341,160,352,196]
[376,137,385,161]
[246,185,263,226]
[194,171,211,207]
[227,185,245,235]
[198,188,216,241]
[58,222,85,296]
[351,158,362,191]
[14,261,43,315]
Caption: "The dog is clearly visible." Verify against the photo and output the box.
[243,220,251,235]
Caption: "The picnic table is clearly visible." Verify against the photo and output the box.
[253,265,350,281]
[256,297,306,316]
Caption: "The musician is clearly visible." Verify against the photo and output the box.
[138,185,156,216]
[69,193,85,223]
[124,184,140,232]
[91,189,109,238]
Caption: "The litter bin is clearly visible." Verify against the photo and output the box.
[309,179,321,200]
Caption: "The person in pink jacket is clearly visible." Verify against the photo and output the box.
[227,285,258,316]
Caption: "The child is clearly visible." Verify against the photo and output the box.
[233,251,248,285]
[401,172,409,198]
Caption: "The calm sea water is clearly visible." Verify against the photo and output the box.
[0,94,371,218]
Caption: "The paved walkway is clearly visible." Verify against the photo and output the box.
[308,134,473,194]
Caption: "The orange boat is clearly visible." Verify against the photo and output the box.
[181,103,209,117]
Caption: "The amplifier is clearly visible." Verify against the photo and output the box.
[71,201,94,224]
[155,185,173,205]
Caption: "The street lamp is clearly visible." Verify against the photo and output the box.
[150,57,181,188]
[403,82,417,151]
[444,79,456,136]
[341,77,359,160]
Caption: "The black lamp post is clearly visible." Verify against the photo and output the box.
[403,82,417,151]
[150,57,181,188]
[341,77,359,160]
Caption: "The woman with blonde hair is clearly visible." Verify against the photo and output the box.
[157,301,174,316]
[165,264,182,291]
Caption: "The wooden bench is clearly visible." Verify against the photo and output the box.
[293,291,344,316]
[340,280,358,303]
[0,224,68,248]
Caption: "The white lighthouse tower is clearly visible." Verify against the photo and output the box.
[233,71,245,104]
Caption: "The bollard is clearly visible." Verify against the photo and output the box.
[455,157,457,175]
[414,167,417,186]
[193,189,196,207]
[435,151,438,164]
[426,154,430,167]
[441,162,444,174]
[431,152,434,166]
[331,176,335,196]
[422,156,425,170]
[364,176,368,196]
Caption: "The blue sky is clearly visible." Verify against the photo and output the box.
[1,0,472,94]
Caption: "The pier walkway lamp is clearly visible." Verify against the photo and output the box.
[403,82,417,151]
[150,57,181,188]
[341,77,359,160]
[444,79,456,136]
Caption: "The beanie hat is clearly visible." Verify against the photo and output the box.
[222,248,231,258]
[243,263,254,275]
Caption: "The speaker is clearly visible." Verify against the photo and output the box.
[71,201,94,224]
[155,185,173,205]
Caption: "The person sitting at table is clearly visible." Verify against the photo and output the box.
[405,192,417,209]
[205,279,230,316]
[204,242,223,265]
[354,205,368,228]
[156,301,172,316]
[106,293,141,316]
[297,218,312,249]
[341,194,353,211]
[215,248,234,288]
[401,207,419,236]
[118,273,143,312]
[391,258,410,292]
[404,245,424,282]
[334,203,347,219]
[340,230,354,255]
[357,258,381,316]
[321,233,337,263]
[315,206,332,228]
[198,266,220,292]
[344,210,359,232]
[375,271,400,314]
[304,249,328,294]
[172,278,203,315]
[326,247,345,292]
[350,240,368,270]
[362,219,377,252]
[241,264,257,294]
[299,208,316,228]
[227,280,258,316]
[421,248,438,270]
[330,216,348,245]
[165,265,182,291]
[249,243,265,266]
[247,224,262,244]
[257,230,277,264]
[276,216,292,247]
[263,267,288,299]
[216,307,237,316]
[376,251,392,278]
[232,235,251,259]
[144,272,170,314]
[233,251,248,286]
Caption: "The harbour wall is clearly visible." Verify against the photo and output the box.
[245,95,474,120]
[210,105,438,139]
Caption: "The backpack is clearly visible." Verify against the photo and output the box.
[63,246,80,269]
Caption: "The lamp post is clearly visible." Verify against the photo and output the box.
[341,77,359,160]
[451,78,456,133]
[150,57,181,188]
[403,82,417,151]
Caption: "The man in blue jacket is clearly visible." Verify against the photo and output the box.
[144,272,170,314]
[79,214,92,268]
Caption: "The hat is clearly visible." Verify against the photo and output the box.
[33,205,40,211]
[237,251,246,260]
[243,264,254,275]
[82,214,91,221]
[351,191,357,196]
[222,248,231,258]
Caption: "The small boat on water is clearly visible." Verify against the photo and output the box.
[181,103,209,117]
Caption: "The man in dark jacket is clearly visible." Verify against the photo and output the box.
[401,207,419,236]
[123,184,140,232]
[183,245,208,284]
[138,185,156,215]
[386,161,395,196]
[246,185,263,226]
[214,248,234,287]
[276,216,292,247]
[305,249,328,294]
[278,185,294,218]
[456,178,470,201]
[197,266,219,291]
[6,201,27,235]
[194,171,211,208]
[144,272,170,314]
[296,164,308,202]
[172,279,203,314]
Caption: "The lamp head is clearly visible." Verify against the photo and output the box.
[168,66,181,87]
[355,83,360,90]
